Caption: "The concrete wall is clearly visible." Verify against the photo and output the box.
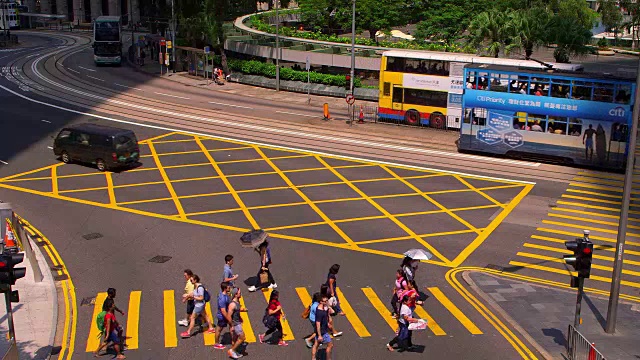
[56,0,68,16]
[39,0,52,15]
[90,0,102,20]
[107,0,120,17]
[225,40,381,71]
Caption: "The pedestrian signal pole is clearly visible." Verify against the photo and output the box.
[606,58,640,333]
[563,230,593,328]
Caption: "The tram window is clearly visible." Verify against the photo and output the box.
[383,82,391,97]
[512,117,526,130]
[615,84,632,104]
[593,84,614,102]
[611,122,628,142]
[569,118,582,136]
[489,73,508,92]
[550,80,570,98]
[466,71,477,89]
[572,82,592,100]
[392,87,403,103]
[548,117,568,135]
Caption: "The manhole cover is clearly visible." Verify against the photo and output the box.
[82,233,103,240]
[53,274,69,281]
[149,255,172,263]
[80,296,96,306]
[485,264,504,272]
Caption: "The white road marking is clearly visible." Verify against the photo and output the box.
[0,83,539,184]
[154,92,190,100]
[0,160,8,165]
[276,110,317,118]
[25,53,41,58]
[78,66,96,72]
[208,101,253,109]
[41,119,51,123]
[66,68,80,74]
[114,83,142,91]
[87,75,105,82]
[47,146,53,149]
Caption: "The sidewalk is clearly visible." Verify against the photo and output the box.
[466,271,639,359]
[0,239,57,360]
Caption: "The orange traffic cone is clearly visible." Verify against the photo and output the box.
[4,219,17,248]
[358,105,365,123]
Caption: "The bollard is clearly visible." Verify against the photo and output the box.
[358,105,364,124]
[323,103,331,120]
[588,343,596,360]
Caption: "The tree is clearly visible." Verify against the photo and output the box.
[414,2,467,42]
[509,7,552,59]
[598,0,623,37]
[547,15,593,62]
[621,0,640,48]
[467,9,517,57]
[355,0,408,40]
[551,0,598,30]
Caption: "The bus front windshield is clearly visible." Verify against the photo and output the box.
[94,43,120,56]
[95,22,119,42]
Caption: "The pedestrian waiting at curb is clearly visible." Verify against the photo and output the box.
[248,241,276,292]
[178,269,194,327]
[181,275,215,338]
[325,264,345,316]
[214,281,233,350]
[311,294,335,360]
[258,290,288,346]
[227,288,248,359]
[222,254,239,288]
[386,295,420,352]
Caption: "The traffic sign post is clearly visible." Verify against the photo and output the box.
[204,46,210,82]
[306,56,310,104]
[346,94,356,126]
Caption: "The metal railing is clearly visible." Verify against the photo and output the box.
[566,325,606,360]
[11,214,43,283]
[349,105,459,131]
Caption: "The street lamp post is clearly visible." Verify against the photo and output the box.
[170,0,175,72]
[605,58,640,333]
[275,0,280,91]
[349,0,355,95]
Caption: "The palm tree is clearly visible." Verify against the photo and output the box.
[509,7,552,60]
[467,10,516,58]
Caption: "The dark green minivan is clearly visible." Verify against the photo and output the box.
[53,123,140,171]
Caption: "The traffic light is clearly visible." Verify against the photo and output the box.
[578,240,593,278]
[0,253,25,285]
[563,238,580,270]
[345,75,351,90]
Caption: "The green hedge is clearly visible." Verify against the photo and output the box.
[213,57,362,87]
[250,15,475,53]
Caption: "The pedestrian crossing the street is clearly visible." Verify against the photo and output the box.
[83,285,484,352]
[510,170,640,295]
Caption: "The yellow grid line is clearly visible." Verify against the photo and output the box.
[353,229,482,245]
[454,175,505,208]
[51,165,58,195]
[147,141,186,219]
[143,138,194,144]
[195,137,259,228]
[138,131,179,144]
[316,157,449,264]
[254,146,359,248]
[105,172,116,205]
[382,165,480,235]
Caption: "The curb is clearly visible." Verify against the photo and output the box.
[461,270,554,360]
[28,236,58,360]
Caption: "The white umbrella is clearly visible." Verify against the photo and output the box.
[404,248,433,260]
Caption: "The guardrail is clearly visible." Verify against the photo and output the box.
[10,214,43,283]
[566,325,606,360]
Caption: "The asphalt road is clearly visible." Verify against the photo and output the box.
[1,31,639,360]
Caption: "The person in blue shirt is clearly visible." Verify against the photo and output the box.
[222,254,238,287]
[213,282,232,350]
[304,292,322,348]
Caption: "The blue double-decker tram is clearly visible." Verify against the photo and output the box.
[458,64,635,170]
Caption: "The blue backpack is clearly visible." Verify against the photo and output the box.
[198,285,211,303]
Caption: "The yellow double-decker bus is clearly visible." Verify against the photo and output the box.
[378,50,582,129]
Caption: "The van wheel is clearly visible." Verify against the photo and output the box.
[96,159,107,172]
[61,151,71,164]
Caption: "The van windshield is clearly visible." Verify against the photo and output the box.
[115,135,136,150]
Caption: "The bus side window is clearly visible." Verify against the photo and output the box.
[548,116,568,135]
[383,82,391,97]
[569,118,582,136]
[392,87,403,103]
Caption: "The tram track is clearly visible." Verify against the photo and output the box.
[3,31,586,184]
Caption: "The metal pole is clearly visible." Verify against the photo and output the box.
[5,287,15,343]
[574,277,584,328]
[349,0,355,95]
[307,68,310,104]
[170,0,175,72]
[275,1,279,91]
[606,57,640,333]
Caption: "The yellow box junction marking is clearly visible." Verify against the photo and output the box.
[336,287,371,337]
[86,292,108,352]
[0,132,532,266]
[361,287,398,331]
[238,296,257,343]
[428,287,482,334]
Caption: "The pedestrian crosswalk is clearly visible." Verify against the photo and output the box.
[83,285,484,352]
[510,170,640,295]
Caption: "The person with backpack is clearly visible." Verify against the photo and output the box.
[213,281,232,350]
[227,288,248,359]
[248,241,276,292]
[104,288,126,318]
[95,298,126,359]
[181,274,215,338]
[258,290,287,346]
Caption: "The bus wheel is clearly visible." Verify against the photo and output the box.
[430,113,446,129]
[404,110,421,126]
